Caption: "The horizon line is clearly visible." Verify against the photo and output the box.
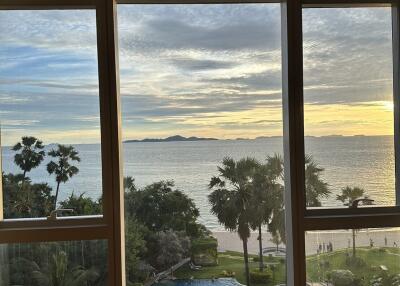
[1,134,394,148]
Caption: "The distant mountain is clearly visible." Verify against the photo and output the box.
[124,135,218,143]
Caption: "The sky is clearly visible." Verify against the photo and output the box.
[0,5,394,145]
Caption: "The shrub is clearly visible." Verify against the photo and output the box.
[345,256,366,268]
[191,237,218,266]
[249,268,272,284]
[221,270,235,277]
[279,258,286,264]
[191,237,218,252]
[252,256,260,262]
[319,259,330,269]
[328,270,355,286]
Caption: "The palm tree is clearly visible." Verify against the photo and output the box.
[305,155,330,207]
[12,136,45,181]
[47,145,80,210]
[270,232,283,252]
[31,251,99,286]
[209,157,259,286]
[337,186,371,257]
[249,154,284,271]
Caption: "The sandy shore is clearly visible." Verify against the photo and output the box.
[213,228,400,255]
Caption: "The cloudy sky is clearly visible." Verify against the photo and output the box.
[0,5,394,145]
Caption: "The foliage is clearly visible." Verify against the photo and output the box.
[59,192,102,216]
[12,136,45,180]
[125,216,148,283]
[125,180,203,237]
[208,157,260,286]
[249,268,273,284]
[327,270,356,286]
[221,270,236,277]
[31,251,99,286]
[47,144,81,209]
[305,154,330,207]
[191,237,218,253]
[345,255,366,268]
[336,186,369,257]
[154,230,190,269]
[191,237,218,266]
[3,172,54,218]
[175,251,286,285]
[337,186,369,206]
[249,154,284,271]
[270,232,283,251]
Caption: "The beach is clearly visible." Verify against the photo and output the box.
[213,228,400,255]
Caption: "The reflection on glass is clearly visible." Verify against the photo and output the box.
[0,10,103,218]
[0,240,108,286]
[118,4,285,286]
[302,8,394,208]
[306,228,400,285]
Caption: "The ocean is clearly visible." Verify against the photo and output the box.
[1,135,395,230]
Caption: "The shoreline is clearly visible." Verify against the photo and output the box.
[212,228,400,255]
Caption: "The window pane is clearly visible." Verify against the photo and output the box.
[302,8,394,208]
[0,10,103,218]
[0,239,107,285]
[118,4,285,286]
[306,228,400,285]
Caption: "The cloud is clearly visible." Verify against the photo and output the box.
[0,5,395,143]
[170,58,237,71]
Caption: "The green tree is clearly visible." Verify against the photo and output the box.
[270,232,283,252]
[125,216,148,283]
[337,186,370,257]
[124,176,136,193]
[47,145,81,210]
[155,230,190,270]
[209,157,259,286]
[31,251,99,286]
[12,136,45,181]
[249,154,284,271]
[125,180,201,236]
[59,193,102,216]
[2,172,54,218]
[305,155,330,207]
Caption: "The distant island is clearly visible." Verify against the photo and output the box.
[124,135,218,143]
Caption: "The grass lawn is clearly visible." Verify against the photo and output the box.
[306,247,400,283]
[175,251,286,286]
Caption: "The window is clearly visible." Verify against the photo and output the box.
[1,0,400,286]
[306,228,400,284]
[0,9,103,218]
[0,240,108,285]
[0,2,123,286]
[118,4,285,285]
[303,7,394,208]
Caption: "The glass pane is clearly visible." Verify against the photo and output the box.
[118,4,285,286]
[302,8,394,208]
[0,239,107,286]
[306,228,400,285]
[0,10,103,218]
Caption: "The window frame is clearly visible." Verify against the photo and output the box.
[0,0,125,285]
[285,0,400,284]
[0,0,399,285]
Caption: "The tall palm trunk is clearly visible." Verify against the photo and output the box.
[20,170,27,191]
[352,229,356,257]
[54,181,61,210]
[258,225,264,271]
[243,238,251,286]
